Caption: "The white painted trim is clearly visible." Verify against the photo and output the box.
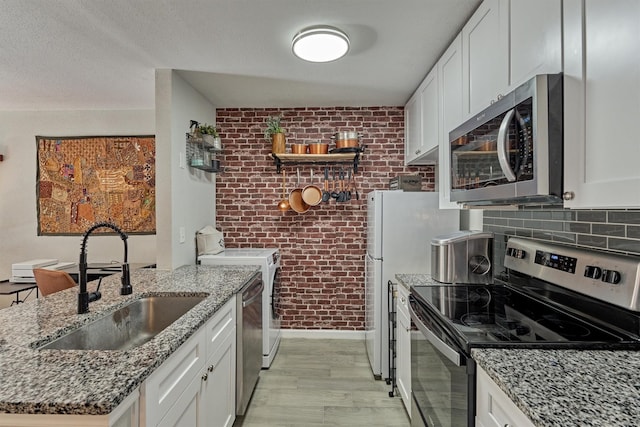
[280,329,365,340]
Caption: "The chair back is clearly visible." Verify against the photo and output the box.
[33,269,77,296]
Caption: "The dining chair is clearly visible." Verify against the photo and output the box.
[33,269,77,296]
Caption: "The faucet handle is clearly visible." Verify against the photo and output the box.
[120,263,132,295]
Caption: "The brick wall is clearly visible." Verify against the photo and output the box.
[215,107,434,330]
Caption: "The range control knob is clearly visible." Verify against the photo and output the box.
[602,269,621,285]
[584,265,602,280]
[506,247,526,259]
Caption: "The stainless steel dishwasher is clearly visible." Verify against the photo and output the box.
[236,275,264,416]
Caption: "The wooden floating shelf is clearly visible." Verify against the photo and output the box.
[271,149,364,173]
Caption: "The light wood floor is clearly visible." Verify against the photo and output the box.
[234,338,411,427]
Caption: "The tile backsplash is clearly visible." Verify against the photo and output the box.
[483,207,640,274]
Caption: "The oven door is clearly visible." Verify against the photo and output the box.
[410,296,475,427]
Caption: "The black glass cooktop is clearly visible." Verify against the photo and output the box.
[411,283,639,351]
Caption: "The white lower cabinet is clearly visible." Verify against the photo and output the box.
[476,365,534,427]
[395,285,411,417]
[143,297,236,427]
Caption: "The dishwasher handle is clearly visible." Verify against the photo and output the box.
[242,280,264,307]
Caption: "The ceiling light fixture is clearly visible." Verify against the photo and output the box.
[292,25,350,63]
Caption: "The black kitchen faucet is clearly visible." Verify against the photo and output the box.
[78,221,132,314]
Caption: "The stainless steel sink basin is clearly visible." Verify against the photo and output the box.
[38,295,207,351]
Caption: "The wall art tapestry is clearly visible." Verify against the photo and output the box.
[36,135,156,235]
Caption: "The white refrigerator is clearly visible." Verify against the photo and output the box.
[365,190,460,380]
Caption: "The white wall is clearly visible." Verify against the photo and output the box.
[0,109,156,305]
[155,70,217,269]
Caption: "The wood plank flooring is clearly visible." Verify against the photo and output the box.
[234,338,411,427]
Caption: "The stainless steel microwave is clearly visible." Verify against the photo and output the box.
[449,74,563,206]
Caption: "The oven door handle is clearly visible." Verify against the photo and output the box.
[497,107,517,182]
[409,303,462,366]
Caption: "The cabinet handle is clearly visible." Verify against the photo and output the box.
[400,296,406,304]
[563,191,575,201]
[208,364,214,372]
[202,373,208,381]
[406,326,411,332]
[415,149,421,155]
[504,424,511,427]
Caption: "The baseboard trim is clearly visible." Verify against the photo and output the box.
[280,329,365,340]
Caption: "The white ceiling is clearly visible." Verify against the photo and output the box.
[0,0,481,111]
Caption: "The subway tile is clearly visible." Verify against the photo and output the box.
[576,210,607,223]
[524,220,544,230]
[532,230,552,241]
[577,235,607,249]
[551,210,576,221]
[628,226,640,239]
[551,232,577,244]
[608,211,640,225]
[515,229,533,238]
[483,211,501,219]
[565,222,591,233]
[508,219,524,228]
[541,221,564,232]
[592,223,626,237]
[608,238,640,254]
[530,210,553,220]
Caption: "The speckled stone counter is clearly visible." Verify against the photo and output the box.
[0,264,260,416]
[473,348,640,426]
[395,273,439,291]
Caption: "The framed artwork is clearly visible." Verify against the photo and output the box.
[36,135,156,235]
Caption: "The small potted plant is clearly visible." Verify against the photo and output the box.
[264,115,286,154]
[198,123,221,150]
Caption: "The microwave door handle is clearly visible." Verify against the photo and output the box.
[409,303,462,366]
[497,108,517,182]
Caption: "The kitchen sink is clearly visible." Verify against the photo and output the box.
[38,295,207,351]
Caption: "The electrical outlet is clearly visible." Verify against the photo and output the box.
[179,226,186,243]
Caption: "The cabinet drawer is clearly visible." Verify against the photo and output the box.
[396,285,410,319]
[205,298,236,356]
[143,328,206,426]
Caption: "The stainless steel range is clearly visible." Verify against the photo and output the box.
[409,237,640,427]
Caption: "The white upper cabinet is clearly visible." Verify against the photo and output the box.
[462,0,509,118]
[462,0,562,119]
[437,34,463,209]
[405,67,439,165]
[509,0,562,88]
[563,0,640,208]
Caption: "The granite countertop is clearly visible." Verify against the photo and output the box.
[395,273,439,291]
[0,264,260,416]
[473,348,640,426]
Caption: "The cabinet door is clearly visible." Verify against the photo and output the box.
[200,329,236,427]
[157,373,202,427]
[438,33,463,209]
[404,92,422,164]
[509,0,562,88]
[405,68,439,165]
[462,0,509,118]
[476,366,534,427]
[395,286,411,417]
[563,0,640,208]
[144,329,206,426]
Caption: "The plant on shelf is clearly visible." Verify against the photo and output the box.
[264,115,286,154]
[197,123,221,149]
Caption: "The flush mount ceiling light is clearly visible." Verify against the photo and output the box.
[292,25,350,63]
